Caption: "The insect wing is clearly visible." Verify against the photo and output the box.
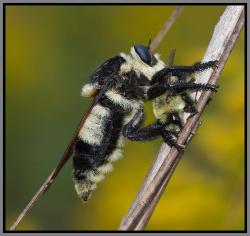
[166,49,176,68]
[43,79,111,193]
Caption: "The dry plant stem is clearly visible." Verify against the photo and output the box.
[119,6,245,231]
[9,171,56,231]
[150,5,185,52]
[9,6,184,231]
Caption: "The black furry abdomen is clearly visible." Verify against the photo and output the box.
[72,104,125,202]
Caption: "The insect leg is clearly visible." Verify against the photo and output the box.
[123,109,162,142]
[170,82,220,92]
[161,130,184,151]
[170,60,218,75]
[150,61,218,85]
[124,120,184,150]
[181,93,198,116]
[147,84,170,100]
[123,109,184,151]
[206,98,212,106]
[123,122,163,141]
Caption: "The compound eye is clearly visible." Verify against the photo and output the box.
[134,44,152,66]
[171,114,181,125]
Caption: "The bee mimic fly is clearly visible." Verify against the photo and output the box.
[44,40,219,202]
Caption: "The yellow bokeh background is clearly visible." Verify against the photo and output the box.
[5,5,245,231]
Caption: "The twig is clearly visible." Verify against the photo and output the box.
[150,5,185,52]
[118,5,245,231]
[9,171,55,231]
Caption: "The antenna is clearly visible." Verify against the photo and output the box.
[147,32,153,50]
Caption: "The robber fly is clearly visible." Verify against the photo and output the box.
[44,40,218,202]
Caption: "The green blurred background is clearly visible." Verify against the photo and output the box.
[6,5,244,231]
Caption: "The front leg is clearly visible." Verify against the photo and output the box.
[150,60,218,85]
